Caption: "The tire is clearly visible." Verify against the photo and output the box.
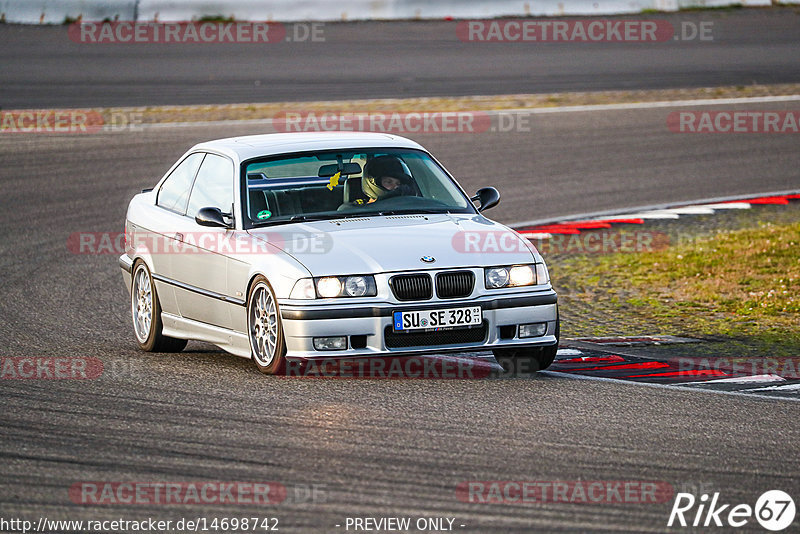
[492,315,560,372]
[247,276,287,375]
[131,260,187,353]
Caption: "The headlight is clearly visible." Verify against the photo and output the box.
[344,275,369,297]
[317,277,343,298]
[484,265,541,289]
[509,265,535,286]
[485,267,510,289]
[314,275,377,298]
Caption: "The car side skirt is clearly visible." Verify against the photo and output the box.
[161,312,251,358]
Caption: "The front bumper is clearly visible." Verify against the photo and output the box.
[279,290,558,359]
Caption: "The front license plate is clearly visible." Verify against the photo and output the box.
[393,306,482,332]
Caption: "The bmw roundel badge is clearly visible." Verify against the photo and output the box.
[420,256,435,263]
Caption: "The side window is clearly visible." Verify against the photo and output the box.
[186,154,234,219]
[157,153,204,214]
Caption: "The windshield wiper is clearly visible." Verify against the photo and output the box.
[250,213,370,228]
[250,210,449,228]
[375,209,450,216]
[287,214,340,223]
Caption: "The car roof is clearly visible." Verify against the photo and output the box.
[189,132,426,162]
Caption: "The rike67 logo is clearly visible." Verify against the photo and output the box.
[668,490,795,531]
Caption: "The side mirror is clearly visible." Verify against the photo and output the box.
[471,187,500,212]
[195,207,231,228]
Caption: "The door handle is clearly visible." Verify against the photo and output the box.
[173,233,184,242]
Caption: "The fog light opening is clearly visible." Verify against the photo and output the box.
[519,322,547,338]
[350,335,368,349]
[499,325,517,339]
[313,336,347,351]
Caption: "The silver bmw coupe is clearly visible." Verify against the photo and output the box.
[120,132,558,374]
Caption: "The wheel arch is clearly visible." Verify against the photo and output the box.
[245,272,269,306]
[129,252,156,279]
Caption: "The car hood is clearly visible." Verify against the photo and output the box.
[246,214,538,276]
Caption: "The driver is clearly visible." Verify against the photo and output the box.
[361,156,414,203]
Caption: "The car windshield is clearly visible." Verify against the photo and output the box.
[242,148,475,227]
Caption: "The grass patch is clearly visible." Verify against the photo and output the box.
[197,15,236,22]
[679,3,743,12]
[552,221,800,347]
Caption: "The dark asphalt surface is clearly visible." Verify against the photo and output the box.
[2,8,800,530]
[1,98,799,531]
[1,8,800,108]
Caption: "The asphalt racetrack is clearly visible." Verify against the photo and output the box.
[1,9,800,534]
[1,8,800,108]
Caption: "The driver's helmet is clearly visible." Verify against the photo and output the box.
[362,156,413,201]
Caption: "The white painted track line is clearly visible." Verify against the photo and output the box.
[699,202,752,210]
[542,370,800,402]
[490,95,800,116]
[624,211,681,219]
[664,206,717,215]
[684,374,787,385]
[106,94,800,131]
[744,383,800,393]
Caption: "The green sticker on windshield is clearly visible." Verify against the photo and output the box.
[256,210,272,220]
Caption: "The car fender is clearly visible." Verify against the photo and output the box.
[228,242,312,302]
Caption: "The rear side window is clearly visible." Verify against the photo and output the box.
[187,154,234,218]
[157,153,204,214]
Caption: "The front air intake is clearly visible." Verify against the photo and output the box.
[436,271,475,299]
[390,274,433,301]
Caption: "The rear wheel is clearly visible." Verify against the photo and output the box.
[247,276,287,375]
[493,316,560,372]
[131,261,187,352]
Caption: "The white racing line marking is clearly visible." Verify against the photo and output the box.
[743,383,800,393]
[686,374,786,385]
[659,206,716,215]
[103,94,800,131]
[487,94,800,116]
[693,202,752,210]
[542,369,800,403]
[623,210,681,219]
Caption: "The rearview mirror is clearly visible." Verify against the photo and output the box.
[471,187,500,212]
[318,162,363,177]
[195,207,231,228]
